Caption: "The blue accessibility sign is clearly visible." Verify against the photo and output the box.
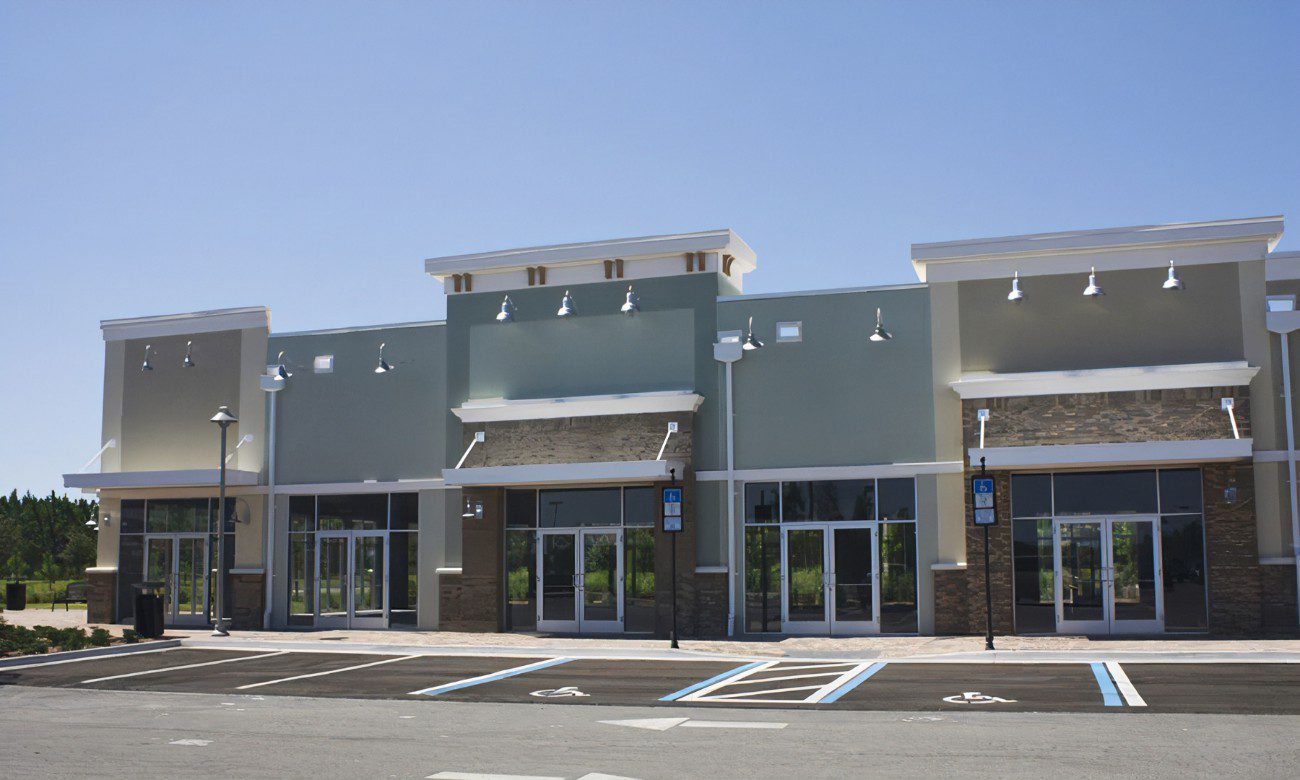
[971,477,997,526]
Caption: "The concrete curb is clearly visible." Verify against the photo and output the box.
[0,638,181,670]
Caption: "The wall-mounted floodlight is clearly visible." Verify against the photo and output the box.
[85,516,98,528]
[1007,272,1025,303]
[1083,267,1105,298]
[977,408,990,449]
[869,308,892,342]
[183,340,195,368]
[621,285,640,316]
[273,351,292,379]
[495,295,515,323]
[141,344,154,372]
[374,342,394,374]
[557,290,577,318]
[742,316,764,351]
[1162,260,1184,291]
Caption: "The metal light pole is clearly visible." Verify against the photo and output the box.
[210,405,238,637]
[981,456,995,652]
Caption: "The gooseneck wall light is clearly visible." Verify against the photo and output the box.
[495,295,515,323]
[1083,267,1105,298]
[870,308,892,342]
[742,316,764,350]
[620,285,640,316]
[1007,272,1025,303]
[183,340,195,368]
[374,342,394,374]
[1163,260,1184,291]
[557,290,577,318]
[141,344,154,372]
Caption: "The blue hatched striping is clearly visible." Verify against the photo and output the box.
[820,662,888,704]
[1090,662,1123,707]
[659,661,767,701]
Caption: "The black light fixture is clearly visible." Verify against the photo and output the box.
[870,308,892,342]
[374,342,394,374]
[742,316,764,350]
[183,340,195,368]
[141,344,154,372]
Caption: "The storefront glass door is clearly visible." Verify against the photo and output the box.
[315,531,388,629]
[537,529,623,633]
[781,523,878,635]
[144,534,209,627]
[1055,517,1163,634]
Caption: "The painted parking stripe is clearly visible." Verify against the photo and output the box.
[1105,662,1147,707]
[658,661,768,702]
[819,662,888,704]
[409,657,573,696]
[236,654,420,690]
[80,651,289,684]
[1089,662,1123,707]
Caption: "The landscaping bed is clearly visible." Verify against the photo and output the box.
[0,617,141,657]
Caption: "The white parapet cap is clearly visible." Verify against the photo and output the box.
[970,438,1253,470]
[443,459,684,487]
[1266,250,1300,282]
[63,469,262,490]
[452,389,704,423]
[950,361,1259,400]
[911,215,1284,282]
[101,306,270,342]
[423,229,756,292]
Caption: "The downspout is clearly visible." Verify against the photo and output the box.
[713,340,743,637]
[1281,332,1300,627]
[260,368,286,630]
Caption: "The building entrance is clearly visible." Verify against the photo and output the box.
[1055,516,1163,635]
[780,522,878,635]
[143,533,210,627]
[537,528,623,633]
[315,531,388,629]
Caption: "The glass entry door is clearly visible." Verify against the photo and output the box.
[781,523,878,635]
[144,534,209,627]
[536,529,623,633]
[315,531,388,629]
[1055,517,1163,634]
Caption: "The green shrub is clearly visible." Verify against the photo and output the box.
[89,628,112,647]
[121,629,139,644]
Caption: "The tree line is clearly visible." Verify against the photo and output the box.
[0,491,99,582]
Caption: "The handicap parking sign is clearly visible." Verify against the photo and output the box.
[662,488,683,532]
[971,477,997,526]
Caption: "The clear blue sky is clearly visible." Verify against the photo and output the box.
[2,1,1297,497]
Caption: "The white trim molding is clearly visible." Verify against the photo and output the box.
[969,438,1253,470]
[435,567,463,576]
[443,459,684,487]
[1260,557,1298,566]
[950,361,1258,400]
[930,562,968,571]
[695,460,964,482]
[452,390,704,423]
[101,306,269,341]
[63,469,261,490]
[273,478,445,496]
[1265,251,1300,282]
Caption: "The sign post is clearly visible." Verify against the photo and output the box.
[971,457,996,651]
[663,475,683,649]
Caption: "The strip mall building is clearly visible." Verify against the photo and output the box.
[67,216,1300,638]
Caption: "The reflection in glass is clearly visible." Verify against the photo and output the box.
[1060,522,1104,621]
[176,536,206,620]
[541,534,577,621]
[781,483,813,522]
[1011,474,1052,519]
[318,494,388,531]
[353,536,385,619]
[120,500,145,534]
[786,529,825,622]
[877,480,916,521]
[288,532,315,625]
[879,522,918,632]
[389,531,417,625]
[389,493,419,530]
[506,490,538,528]
[1110,520,1157,621]
[1013,518,1055,633]
[117,534,144,621]
[623,527,655,632]
[147,538,173,615]
[832,528,873,623]
[744,483,779,523]
[623,487,658,527]
[745,527,781,632]
[148,499,209,533]
[1054,471,1157,516]
[583,533,618,623]
[505,531,536,630]
[1158,470,1203,514]
[1161,514,1208,630]
[538,489,620,528]
[289,496,315,532]
[813,481,874,522]
[318,536,348,618]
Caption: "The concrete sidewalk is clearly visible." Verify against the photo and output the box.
[5,607,1299,662]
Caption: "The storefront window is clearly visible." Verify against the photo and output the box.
[389,531,418,625]
[1159,469,1203,514]
[879,522,918,633]
[1012,474,1052,519]
[504,531,536,630]
[537,488,620,527]
[745,526,781,632]
[623,487,657,527]
[318,494,387,530]
[623,527,655,632]
[744,483,779,523]
[780,482,812,522]
[1054,471,1157,516]
[877,479,916,521]
[147,499,208,533]
[1161,514,1208,630]
[390,493,419,530]
[811,480,874,522]
[287,530,315,625]
[505,490,537,528]
[1012,518,1055,633]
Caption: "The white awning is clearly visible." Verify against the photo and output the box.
[950,361,1258,400]
[63,469,261,490]
[969,438,1252,470]
[452,390,704,423]
[443,459,684,487]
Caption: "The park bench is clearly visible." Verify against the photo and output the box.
[52,581,89,611]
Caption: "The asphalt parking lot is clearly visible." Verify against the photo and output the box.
[3,647,1299,714]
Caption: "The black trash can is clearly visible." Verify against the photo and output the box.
[5,581,26,611]
[133,581,166,638]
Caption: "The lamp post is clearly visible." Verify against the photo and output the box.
[210,405,238,636]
